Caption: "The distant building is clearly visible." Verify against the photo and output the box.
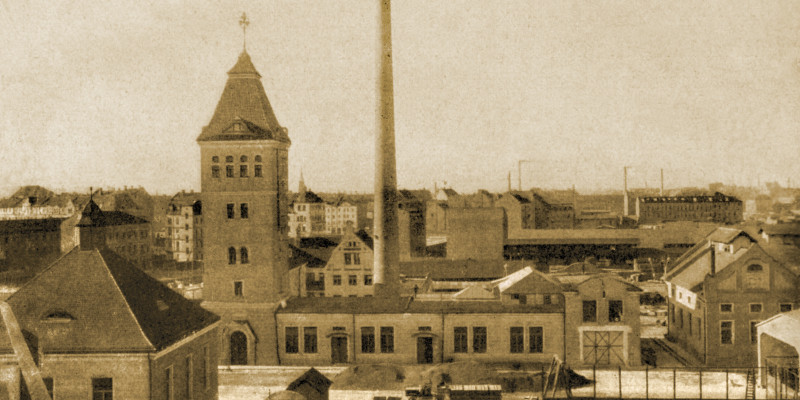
[289,191,327,238]
[0,186,76,220]
[496,191,575,236]
[0,218,74,274]
[665,227,800,367]
[323,228,374,297]
[77,199,152,269]
[324,200,358,235]
[166,191,202,263]
[446,207,506,261]
[0,243,220,399]
[636,192,743,224]
[759,223,800,247]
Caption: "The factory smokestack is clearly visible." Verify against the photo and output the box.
[373,0,399,298]
[623,166,629,216]
[660,168,664,196]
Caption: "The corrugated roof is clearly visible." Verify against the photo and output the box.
[4,248,219,353]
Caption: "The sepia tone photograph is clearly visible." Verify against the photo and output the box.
[1,1,800,399]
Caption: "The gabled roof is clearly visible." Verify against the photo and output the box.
[493,267,564,294]
[289,245,328,269]
[295,191,324,204]
[4,248,219,353]
[354,229,374,250]
[78,199,148,227]
[707,227,754,244]
[197,51,288,143]
[287,367,332,394]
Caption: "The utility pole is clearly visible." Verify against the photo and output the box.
[660,168,664,196]
[623,166,630,216]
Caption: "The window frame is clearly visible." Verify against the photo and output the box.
[608,300,623,322]
[285,327,299,354]
[453,327,468,353]
[303,327,318,353]
[234,281,243,297]
[92,377,113,400]
[720,320,734,345]
[361,327,375,353]
[509,326,524,353]
[529,326,544,353]
[582,300,597,323]
[380,326,394,353]
[749,303,763,313]
[472,326,487,353]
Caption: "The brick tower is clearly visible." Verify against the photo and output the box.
[198,48,290,365]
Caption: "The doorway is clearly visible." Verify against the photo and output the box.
[331,336,348,364]
[417,336,433,364]
[230,331,248,365]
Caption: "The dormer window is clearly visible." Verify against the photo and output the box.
[156,299,169,312]
[42,309,75,322]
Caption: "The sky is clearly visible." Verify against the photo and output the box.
[1,1,800,196]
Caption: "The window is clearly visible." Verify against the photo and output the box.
[255,155,262,162]
[226,155,233,163]
[364,275,373,285]
[240,165,248,177]
[747,264,763,272]
[285,327,299,353]
[510,327,524,353]
[43,377,53,399]
[670,304,675,323]
[679,308,684,328]
[750,303,762,313]
[240,203,248,219]
[609,300,623,322]
[211,165,220,178]
[227,204,235,219]
[348,275,357,286]
[781,303,793,312]
[234,281,243,297]
[254,165,262,177]
[228,247,236,264]
[240,155,248,162]
[582,301,597,323]
[165,366,174,400]
[543,294,552,305]
[304,327,317,353]
[721,321,734,344]
[186,355,193,400]
[473,327,487,353]
[454,327,468,353]
[344,253,352,265]
[92,377,113,400]
[750,321,760,344]
[529,327,543,353]
[688,314,693,335]
[240,247,249,264]
[353,253,361,265]
[361,327,375,353]
[380,327,394,353]
[212,156,219,163]
[226,165,234,178]
[333,275,342,286]
[697,317,702,338]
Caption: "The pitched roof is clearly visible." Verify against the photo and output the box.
[289,245,328,269]
[78,199,148,227]
[197,51,288,143]
[354,229,374,250]
[761,223,800,236]
[4,248,219,353]
[278,296,561,315]
[399,259,529,281]
[706,227,753,244]
[0,218,64,234]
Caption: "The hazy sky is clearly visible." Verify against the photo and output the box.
[2,1,800,196]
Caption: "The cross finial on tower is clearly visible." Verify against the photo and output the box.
[239,12,250,51]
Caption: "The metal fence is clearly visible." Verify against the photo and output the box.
[558,366,799,400]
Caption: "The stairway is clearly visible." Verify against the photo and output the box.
[745,369,756,400]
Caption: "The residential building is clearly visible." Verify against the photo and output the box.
[636,192,743,224]
[77,199,152,269]
[496,191,575,237]
[323,228,374,297]
[665,227,800,366]
[289,191,327,238]
[166,191,202,263]
[325,200,358,235]
[759,223,800,247]
[0,238,220,399]
[0,186,76,220]
[198,48,291,366]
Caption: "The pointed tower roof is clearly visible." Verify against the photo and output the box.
[197,50,289,143]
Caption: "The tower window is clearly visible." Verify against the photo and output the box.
[212,156,219,163]
[92,378,113,400]
[255,155,262,162]
[240,247,249,264]
[240,203,249,219]
[226,165,234,178]
[234,281,243,297]
[227,204,235,219]
[228,247,236,264]
[240,165,248,177]
[254,165,263,177]
[211,166,220,178]
[226,155,233,163]
[240,155,248,162]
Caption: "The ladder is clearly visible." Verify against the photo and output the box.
[542,357,572,400]
[0,302,50,400]
[745,369,756,400]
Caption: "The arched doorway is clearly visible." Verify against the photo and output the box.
[230,331,248,365]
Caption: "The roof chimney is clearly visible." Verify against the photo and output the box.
[373,0,399,298]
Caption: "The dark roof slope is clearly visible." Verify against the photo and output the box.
[78,199,148,227]
[5,248,219,353]
[355,230,374,250]
[197,51,288,143]
[0,218,64,234]
[761,223,800,236]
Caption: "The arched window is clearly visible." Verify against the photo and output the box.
[226,155,234,163]
[254,155,262,162]
[747,264,763,272]
[240,155,248,162]
[240,247,249,264]
[228,247,236,264]
[212,156,219,163]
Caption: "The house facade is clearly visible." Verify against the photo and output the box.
[636,192,743,224]
[166,191,202,263]
[665,227,800,366]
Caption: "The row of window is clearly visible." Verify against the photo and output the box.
[227,203,249,219]
[332,274,373,286]
[718,303,792,313]
[213,155,262,163]
[720,320,763,345]
[228,247,249,265]
[283,326,545,354]
[582,300,624,323]
[211,164,263,178]
[38,347,212,400]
